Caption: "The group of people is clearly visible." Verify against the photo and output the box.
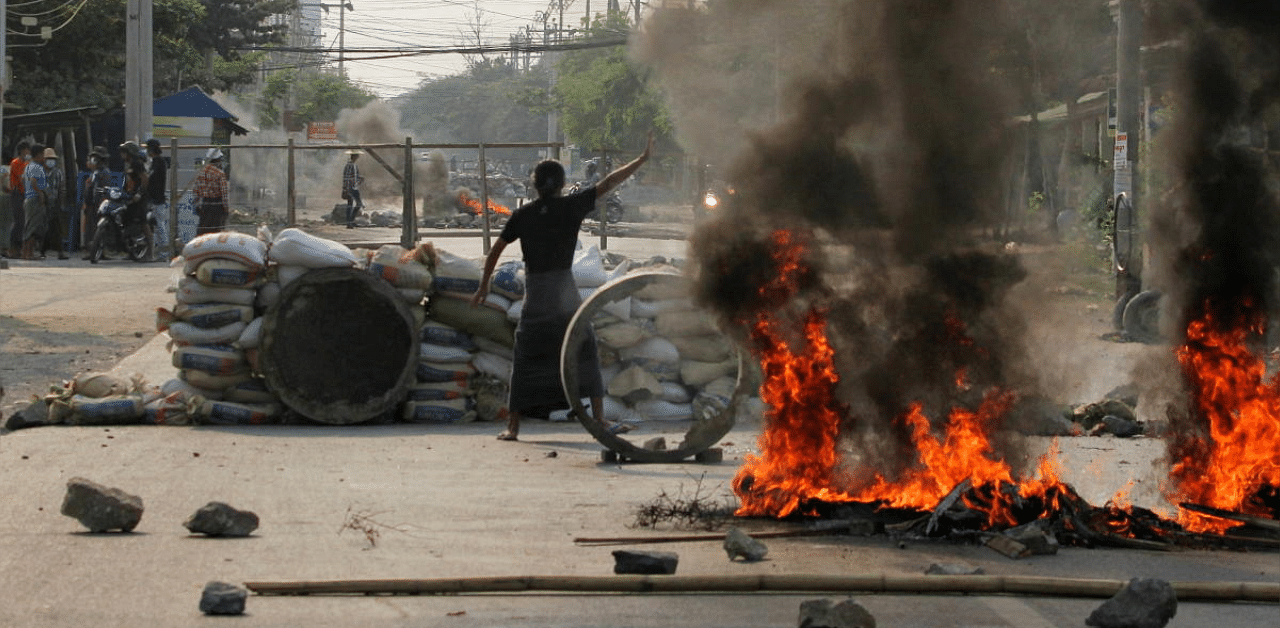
[1,141,68,260]
[0,138,233,261]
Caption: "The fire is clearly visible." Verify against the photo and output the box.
[457,191,511,216]
[1171,303,1280,533]
[732,230,1071,524]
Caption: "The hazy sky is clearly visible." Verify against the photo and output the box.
[317,0,620,97]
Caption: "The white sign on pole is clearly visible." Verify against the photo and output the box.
[1114,165,1133,200]
[1114,133,1129,168]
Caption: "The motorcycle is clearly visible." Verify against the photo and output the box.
[568,180,625,223]
[88,187,154,264]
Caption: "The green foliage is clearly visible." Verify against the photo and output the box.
[553,14,672,151]
[5,0,287,113]
[398,58,550,143]
[257,71,377,131]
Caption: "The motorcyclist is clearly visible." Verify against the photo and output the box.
[118,141,149,229]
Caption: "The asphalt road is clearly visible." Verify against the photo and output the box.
[0,226,1275,627]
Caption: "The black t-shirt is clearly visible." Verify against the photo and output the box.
[146,156,168,203]
[499,187,597,273]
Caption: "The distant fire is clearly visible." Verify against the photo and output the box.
[458,191,511,216]
[732,230,1278,542]
[1171,301,1280,533]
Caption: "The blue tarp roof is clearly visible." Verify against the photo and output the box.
[152,87,237,120]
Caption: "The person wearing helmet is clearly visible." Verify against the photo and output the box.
[193,148,229,235]
[80,147,111,259]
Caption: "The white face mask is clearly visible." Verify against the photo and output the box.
[46,160,57,168]
[23,154,31,161]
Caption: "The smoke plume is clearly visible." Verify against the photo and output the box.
[638,0,1036,486]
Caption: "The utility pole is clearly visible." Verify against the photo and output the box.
[338,1,354,76]
[1,0,8,153]
[1111,0,1143,300]
[125,0,154,142]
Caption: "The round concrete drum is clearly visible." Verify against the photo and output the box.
[261,267,417,425]
[561,270,745,462]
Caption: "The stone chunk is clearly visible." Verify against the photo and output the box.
[612,549,678,575]
[199,581,248,616]
[60,477,143,532]
[798,598,876,628]
[1086,578,1178,628]
[723,527,769,562]
[1003,519,1060,555]
[184,502,260,537]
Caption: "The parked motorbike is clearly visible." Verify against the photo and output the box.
[88,186,154,264]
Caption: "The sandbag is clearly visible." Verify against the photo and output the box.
[369,245,435,290]
[429,295,515,347]
[51,394,145,426]
[402,398,475,423]
[572,244,609,288]
[659,381,693,404]
[482,292,511,313]
[416,361,475,384]
[190,398,284,425]
[631,297,696,319]
[620,336,681,381]
[161,377,223,401]
[143,392,191,425]
[398,288,427,305]
[669,334,734,363]
[182,232,268,274]
[550,396,639,424]
[635,399,694,422]
[656,309,719,337]
[491,260,525,300]
[680,357,738,388]
[407,381,469,401]
[157,303,255,330]
[256,282,281,309]
[172,344,247,376]
[431,247,483,296]
[167,320,246,346]
[236,317,264,350]
[692,376,737,422]
[276,264,309,287]
[223,378,278,404]
[72,372,138,398]
[634,276,691,301]
[472,335,514,360]
[608,365,664,404]
[472,351,513,382]
[420,342,473,363]
[269,227,358,268]
[420,320,477,350]
[194,258,265,288]
[180,368,253,390]
[175,276,256,305]
[596,321,648,350]
[472,376,510,423]
[507,299,523,323]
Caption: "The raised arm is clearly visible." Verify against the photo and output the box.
[594,131,654,198]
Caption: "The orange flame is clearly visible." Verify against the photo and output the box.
[1171,304,1280,533]
[458,191,511,216]
[733,230,1070,525]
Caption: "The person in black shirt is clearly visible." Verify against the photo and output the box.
[472,133,652,441]
[144,139,167,259]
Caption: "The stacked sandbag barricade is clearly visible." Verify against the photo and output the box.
[155,231,281,425]
[560,254,747,462]
[42,372,151,426]
[414,246,520,424]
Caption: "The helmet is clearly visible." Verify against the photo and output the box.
[119,141,141,159]
[205,148,224,161]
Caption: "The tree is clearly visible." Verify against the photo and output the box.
[258,70,377,130]
[397,58,550,143]
[4,0,288,113]
[553,13,672,152]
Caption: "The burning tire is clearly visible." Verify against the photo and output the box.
[560,271,744,462]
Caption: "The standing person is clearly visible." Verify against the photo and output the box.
[40,148,69,260]
[81,147,111,260]
[470,133,653,441]
[19,144,49,260]
[193,148,229,235]
[8,141,30,255]
[144,139,167,259]
[342,149,364,228]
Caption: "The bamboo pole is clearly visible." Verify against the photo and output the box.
[242,574,1280,603]
[1181,502,1280,532]
[574,529,845,546]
